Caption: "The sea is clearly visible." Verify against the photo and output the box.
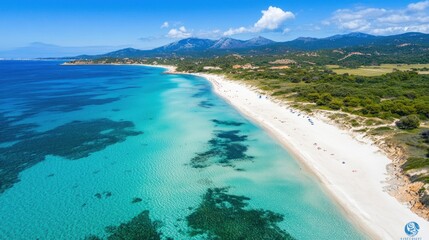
[0,60,366,239]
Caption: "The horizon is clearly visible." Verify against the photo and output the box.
[1,0,429,58]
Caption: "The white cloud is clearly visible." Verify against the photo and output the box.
[224,27,249,36]
[371,24,429,35]
[378,14,411,23]
[167,26,192,38]
[340,19,371,31]
[327,2,429,34]
[330,8,385,31]
[283,28,291,34]
[161,21,169,28]
[191,29,223,38]
[254,6,295,30]
[223,6,294,36]
[408,1,429,11]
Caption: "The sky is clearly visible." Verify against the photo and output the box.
[0,0,428,56]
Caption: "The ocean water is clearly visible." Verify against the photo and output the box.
[0,61,366,240]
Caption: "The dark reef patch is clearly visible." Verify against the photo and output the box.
[85,210,163,240]
[131,197,143,204]
[0,118,142,194]
[190,130,253,169]
[21,94,121,115]
[199,100,215,108]
[0,112,38,144]
[211,119,244,127]
[191,86,210,98]
[94,191,113,199]
[187,188,295,240]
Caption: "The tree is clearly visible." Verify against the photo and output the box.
[422,130,429,144]
[365,104,382,115]
[396,115,420,130]
[415,101,429,119]
[343,96,360,107]
[329,98,343,110]
[316,93,333,106]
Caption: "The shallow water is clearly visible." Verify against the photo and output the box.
[0,61,366,239]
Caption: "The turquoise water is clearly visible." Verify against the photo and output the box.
[0,61,366,239]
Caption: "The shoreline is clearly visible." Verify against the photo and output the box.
[63,62,428,238]
[195,72,429,239]
[155,64,428,239]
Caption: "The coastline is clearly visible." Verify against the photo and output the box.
[62,62,428,238]
[154,64,428,239]
[196,72,429,239]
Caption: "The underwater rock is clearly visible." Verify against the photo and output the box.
[187,188,295,240]
[0,118,142,194]
[190,130,253,169]
[211,119,244,126]
[87,210,162,240]
[199,100,215,108]
[131,197,143,204]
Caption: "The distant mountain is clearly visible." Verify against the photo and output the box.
[0,42,122,59]
[280,32,378,50]
[71,32,429,59]
[209,36,274,49]
[325,32,374,40]
[278,32,429,50]
[210,38,245,49]
[73,36,276,59]
[95,48,147,58]
[154,38,216,52]
[153,36,274,52]
[242,36,275,47]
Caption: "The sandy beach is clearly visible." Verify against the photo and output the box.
[67,62,428,238]
[190,72,429,239]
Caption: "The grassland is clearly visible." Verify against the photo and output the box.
[327,64,429,76]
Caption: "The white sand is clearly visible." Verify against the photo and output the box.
[194,73,429,239]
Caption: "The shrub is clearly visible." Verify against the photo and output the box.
[422,130,429,144]
[329,99,343,110]
[316,93,333,106]
[396,115,420,130]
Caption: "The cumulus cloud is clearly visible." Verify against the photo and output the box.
[254,6,295,30]
[224,6,294,36]
[167,26,192,38]
[408,0,429,11]
[371,24,429,35]
[161,21,169,28]
[327,1,429,34]
[224,27,248,36]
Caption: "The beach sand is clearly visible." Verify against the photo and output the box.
[194,72,429,239]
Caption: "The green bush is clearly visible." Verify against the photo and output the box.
[402,157,429,171]
[329,99,343,110]
[396,115,420,130]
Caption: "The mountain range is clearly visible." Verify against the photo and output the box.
[85,36,275,58]
[75,32,429,59]
[3,32,428,59]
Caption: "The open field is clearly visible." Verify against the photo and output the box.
[327,64,429,76]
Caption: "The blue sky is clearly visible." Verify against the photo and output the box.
[1,0,428,54]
